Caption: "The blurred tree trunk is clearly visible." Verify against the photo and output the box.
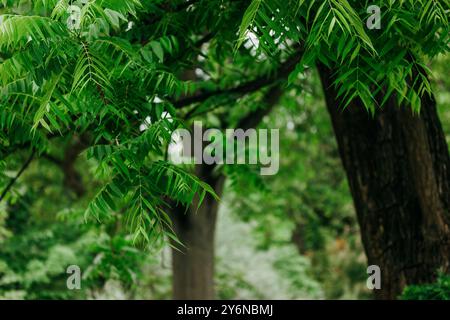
[171,164,224,299]
[318,65,450,299]
[170,85,282,299]
[170,67,223,299]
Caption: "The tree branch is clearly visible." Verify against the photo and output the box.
[174,49,303,110]
[0,149,36,202]
[237,85,284,130]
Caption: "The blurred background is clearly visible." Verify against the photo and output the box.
[1,55,448,300]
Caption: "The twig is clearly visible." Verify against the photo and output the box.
[174,49,303,110]
[0,149,36,202]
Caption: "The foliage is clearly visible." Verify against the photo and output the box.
[0,153,161,299]
[1,0,448,245]
[215,207,323,299]
[0,0,449,300]
[227,68,369,298]
[238,0,449,111]
[401,274,450,300]
[431,54,450,149]
[0,0,221,246]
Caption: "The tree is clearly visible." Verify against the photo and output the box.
[0,0,299,299]
[240,0,449,298]
[1,0,449,300]
[0,0,219,247]
[228,70,368,299]
[319,63,450,299]
[171,84,287,299]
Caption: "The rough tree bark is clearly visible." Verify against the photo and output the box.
[318,65,450,299]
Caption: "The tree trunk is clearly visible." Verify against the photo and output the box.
[318,65,450,299]
[171,164,224,299]
[169,84,283,299]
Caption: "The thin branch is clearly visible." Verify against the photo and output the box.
[0,149,36,202]
[42,153,63,165]
[174,49,303,110]
[237,85,284,130]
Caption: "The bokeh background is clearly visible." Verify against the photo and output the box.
[1,55,448,300]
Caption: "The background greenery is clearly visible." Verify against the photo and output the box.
[1,54,448,299]
[0,0,449,300]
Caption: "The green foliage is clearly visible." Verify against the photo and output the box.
[0,0,449,300]
[237,0,449,112]
[2,1,447,247]
[226,68,370,299]
[401,274,450,300]
[0,0,217,245]
[215,208,323,299]
[431,54,450,149]
[0,148,165,299]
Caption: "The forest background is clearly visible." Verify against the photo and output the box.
[0,0,449,300]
